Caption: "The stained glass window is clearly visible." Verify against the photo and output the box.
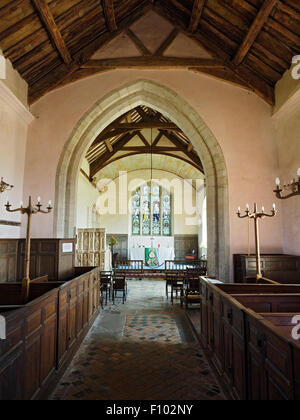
[131,183,172,236]
[162,191,171,236]
[131,191,141,235]
[142,184,151,235]
[152,184,161,235]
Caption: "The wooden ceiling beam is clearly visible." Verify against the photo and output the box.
[114,122,181,130]
[91,151,204,175]
[29,2,152,103]
[154,29,179,56]
[126,29,151,56]
[82,57,224,69]
[102,0,117,32]
[90,131,139,177]
[233,0,279,66]
[137,132,150,146]
[153,3,275,105]
[189,0,206,33]
[31,0,72,65]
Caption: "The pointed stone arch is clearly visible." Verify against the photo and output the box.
[54,79,230,281]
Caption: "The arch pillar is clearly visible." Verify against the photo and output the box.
[54,80,230,281]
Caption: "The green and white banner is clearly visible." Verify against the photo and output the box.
[145,248,159,268]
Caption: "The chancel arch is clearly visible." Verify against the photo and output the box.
[55,80,229,281]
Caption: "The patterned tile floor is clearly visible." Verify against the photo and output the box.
[50,279,226,400]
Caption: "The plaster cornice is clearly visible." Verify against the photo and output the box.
[0,80,35,125]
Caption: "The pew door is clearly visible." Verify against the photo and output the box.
[222,298,247,400]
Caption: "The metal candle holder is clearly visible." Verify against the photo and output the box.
[274,168,300,200]
[237,203,277,282]
[5,196,52,302]
[0,177,13,194]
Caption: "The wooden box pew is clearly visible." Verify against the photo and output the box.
[0,288,58,400]
[245,309,300,400]
[199,277,300,400]
[231,294,300,313]
[0,267,101,400]
[56,268,100,372]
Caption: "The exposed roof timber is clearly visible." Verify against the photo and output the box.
[87,106,204,177]
[233,0,279,66]
[153,3,275,105]
[31,0,72,65]
[126,29,151,56]
[154,28,179,56]
[82,57,224,69]
[93,151,204,176]
[28,2,152,103]
[189,0,206,33]
[9,0,296,104]
[90,131,140,178]
[102,0,117,32]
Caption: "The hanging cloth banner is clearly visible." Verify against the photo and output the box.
[145,248,159,267]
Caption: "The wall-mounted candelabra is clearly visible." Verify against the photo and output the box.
[237,203,277,282]
[5,196,52,302]
[274,168,300,200]
[0,177,13,194]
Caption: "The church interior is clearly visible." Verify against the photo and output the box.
[0,0,299,402]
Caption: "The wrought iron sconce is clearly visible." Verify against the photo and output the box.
[0,177,13,194]
[274,168,300,199]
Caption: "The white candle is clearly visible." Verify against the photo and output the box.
[6,198,9,205]
[37,196,41,204]
[273,203,276,211]
[20,201,23,208]
[48,200,52,207]
[275,177,280,187]
[262,206,265,212]
[297,168,300,178]
[246,203,249,211]
[237,206,241,213]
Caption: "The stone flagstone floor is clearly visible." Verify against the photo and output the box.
[50,279,226,400]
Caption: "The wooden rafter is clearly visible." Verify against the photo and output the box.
[126,29,151,56]
[154,29,179,56]
[102,0,117,32]
[31,0,72,65]
[153,3,275,105]
[29,2,152,103]
[189,0,206,33]
[90,131,139,178]
[83,57,224,69]
[87,105,204,177]
[233,0,279,66]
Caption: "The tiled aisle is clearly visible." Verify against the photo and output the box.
[50,279,226,400]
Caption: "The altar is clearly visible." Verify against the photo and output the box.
[129,236,175,268]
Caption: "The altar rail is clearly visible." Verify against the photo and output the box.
[115,260,144,276]
[0,267,100,400]
[165,260,207,272]
[199,276,300,400]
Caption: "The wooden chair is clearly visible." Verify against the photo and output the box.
[112,275,127,304]
[165,272,178,299]
[100,271,112,305]
[171,273,185,304]
[181,277,201,308]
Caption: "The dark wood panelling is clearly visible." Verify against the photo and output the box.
[0,238,76,283]
[0,240,18,283]
[107,234,128,260]
[174,235,198,260]
[234,254,300,284]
